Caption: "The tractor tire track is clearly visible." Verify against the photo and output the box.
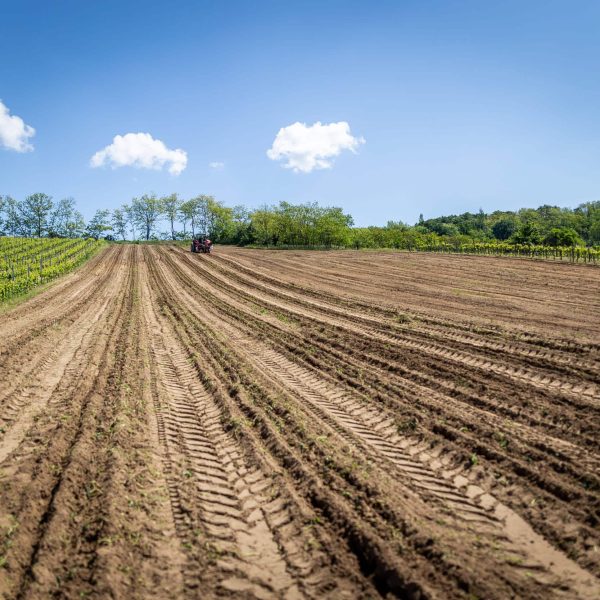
[0,251,127,464]
[150,246,600,599]
[181,248,600,403]
[162,249,600,575]
[1,243,598,600]
[213,252,600,379]
[140,256,304,599]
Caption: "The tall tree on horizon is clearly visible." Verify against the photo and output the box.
[179,198,199,238]
[19,193,54,237]
[111,207,129,241]
[48,197,84,238]
[0,195,5,235]
[161,193,181,240]
[85,209,112,240]
[131,194,162,240]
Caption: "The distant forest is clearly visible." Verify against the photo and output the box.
[1,193,599,249]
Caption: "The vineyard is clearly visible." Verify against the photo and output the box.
[251,240,600,263]
[411,241,600,263]
[0,245,598,599]
[0,237,105,302]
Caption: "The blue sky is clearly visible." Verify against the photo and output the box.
[1,0,599,226]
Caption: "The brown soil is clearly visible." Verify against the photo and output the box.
[0,244,598,599]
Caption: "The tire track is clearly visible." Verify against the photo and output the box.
[140,256,305,599]
[166,249,600,573]
[173,250,599,452]
[0,252,127,463]
[1,244,598,600]
[213,252,600,377]
[0,247,134,599]
[182,249,599,403]
[152,246,600,599]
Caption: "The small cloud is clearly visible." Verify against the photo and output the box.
[267,121,364,173]
[90,132,187,175]
[209,161,224,169]
[0,100,35,152]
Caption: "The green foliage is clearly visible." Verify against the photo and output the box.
[19,193,54,237]
[243,202,353,247]
[111,208,129,241]
[492,218,517,240]
[48,198,85,238]
[85,209,112,240]
[3,190,599,268]
[130,194,163,240]
[543,227,583,247]
[510,222,541,245]
[1,194,85,239]
[161,193,181,240]
[0,237,105,302]
[418,201,600,247]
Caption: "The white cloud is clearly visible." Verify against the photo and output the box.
[90,132,187,175]
[267,121,365,173]
[0,100,35,152]
[209,161,224,169]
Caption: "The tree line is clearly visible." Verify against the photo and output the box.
[1,192,599,249]
[0,193,354,246]
[0,193,231,242]
[415,204,600,247]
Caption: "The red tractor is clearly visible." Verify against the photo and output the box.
[191,238,213,254]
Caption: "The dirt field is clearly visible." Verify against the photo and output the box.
[0,245,599,599]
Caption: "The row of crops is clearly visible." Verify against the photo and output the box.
[0,237,105,302]
[256,240,600,263]
[406,242,600,263]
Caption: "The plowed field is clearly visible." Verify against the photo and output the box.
[1,245,599,599]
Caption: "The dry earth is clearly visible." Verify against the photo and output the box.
[0,245,599,599]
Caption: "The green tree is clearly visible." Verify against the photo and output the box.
[85,209,112,240]
[179,198,199,238]
[161,193,181,240]
[19,193,54,237]
[589,220,600,245]
[112,207,129,241]
[0,195,5,235]
[230,205,252,244]
[492,218,517,240]
[314,206,353,247]
[206,201,234,241]
[511,222,541,245]
[131,194,162,240]
[543,227,583,247]
[191,194,215,237]
[48,197,84,238]
[2,196,22,236]
[65,211,86,238]
[249,206,278,245]
[123,204,137,241]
